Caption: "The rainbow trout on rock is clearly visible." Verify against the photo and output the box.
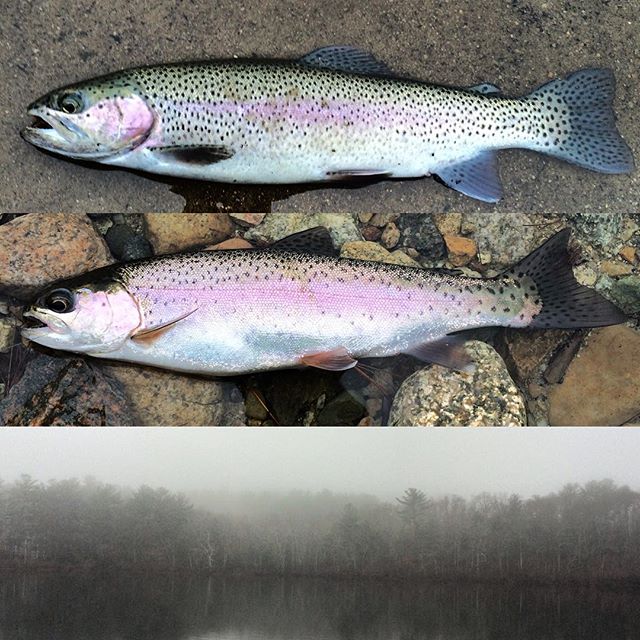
[21,227,626,375]
[21,46,634,202]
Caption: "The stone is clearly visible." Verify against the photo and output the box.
[105,223,153,261]
[619,246,637,264]
[0,318,16,353]
[144,213,235,254]
[229,213,266,226]
[389,341,526,426]
[548,326,640,426]
[245,388,269,421]
[607,275,640,315]
[361,225,382,241]
[208,237,254,250]
[498,329,570,383]
[543,333,584,384]
[380,222,401,249]
[0,214,113,298]
[0,354,134,426]
[104,364,245,426]
[601,260,633,276]
[433,212,463,236]
[340,241,422,267]
[245,213,361,249]
[357,213,374,224]
[567,212,623,250]
[396,214,446,261]
[316,390,366,426]
[443,235,477,267]
[369,213,401,227]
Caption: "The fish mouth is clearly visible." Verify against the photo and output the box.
[21,310,56,338]
[20,107,101,159]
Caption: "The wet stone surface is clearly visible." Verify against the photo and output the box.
[1,212,638,426]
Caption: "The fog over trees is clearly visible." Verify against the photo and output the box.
[2,475,639,582]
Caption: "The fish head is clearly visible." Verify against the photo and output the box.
[22,277,142,354]
[21,74,155,160]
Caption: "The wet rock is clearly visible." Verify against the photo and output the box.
[0,213,113,298]
[389,341,526,426]
[443,235,477,267]
[316,390,366,426]
[105,223,153,261]
[0,353,134,426]
[396,214,446,261]
[497,329,571,383]
[144,213,235,254]
[548,326,640,426]
[245,213,361,248]
[607,275,640,315]
[229,213,266,227]
[369,213,401,227]
[381,222,401,249]
[104,364,245,426]
[340,241,422,267]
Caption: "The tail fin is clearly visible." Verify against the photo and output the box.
[505,229,627,329]
[525,69,634,174]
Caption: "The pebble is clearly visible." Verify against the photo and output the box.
[389,341,526,426]
[369,213,400,227]
[0,214,113,298]
[357,213,374,224]
[381,222,401,249]
[619,246,637,264]
[548,326,640,426]
[433,212,462,236]
[396,214,446,261]
[601,260,633,277]
[144,213,235,254]
[362,225,382,241]
[443,235,477,267]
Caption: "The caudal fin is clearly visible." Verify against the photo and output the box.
[505,229,627,329]
[525,69,634,174]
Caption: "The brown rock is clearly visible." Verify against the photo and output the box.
[619,246,637,264]
[369,213,400,227]
[208,237,254,250]
[361,225,382,241]
[144,213,234,254]
[548,326,640,426]
[0,353,134,426]
[229,213,266,226]
[357,213,374,224]
[601,260,633,276]
[341,241,422,267]
[0,214,113,298]
[105,364,245,426]
[433,212,463,236]
[381,222,401,249]
[443,235,477,267]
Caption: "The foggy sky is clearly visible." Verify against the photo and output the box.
[1,429,639,499]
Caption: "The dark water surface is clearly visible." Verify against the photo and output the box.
[2,574,639,640]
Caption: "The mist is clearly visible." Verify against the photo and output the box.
[1,428,639,499]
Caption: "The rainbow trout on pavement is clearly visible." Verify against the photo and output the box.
[21,227,626,375]
[21,46,634,202]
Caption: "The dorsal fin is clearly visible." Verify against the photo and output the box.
[298,46,392,76]
[270,227,338,257]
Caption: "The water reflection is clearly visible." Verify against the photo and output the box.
[2,574,639,640]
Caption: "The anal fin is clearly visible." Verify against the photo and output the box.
[406,335,474,372]
[436,151,502,203]
[300,347,358,371]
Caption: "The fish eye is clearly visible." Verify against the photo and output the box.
[58,93,84,115]
[44,289,75,314]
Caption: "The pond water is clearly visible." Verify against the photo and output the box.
[2,573,639,640]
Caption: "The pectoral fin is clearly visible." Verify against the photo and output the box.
[148,145,234,165]
[300,347,358,371]
[406,335,475,372]
[327,169,393,180]
[132,307,199,344]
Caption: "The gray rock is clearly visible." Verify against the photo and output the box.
[105,223,153,261]
[566,212,624,252]
[316,390,366,426]
[245,213,361,248]
[389,341,526,426]
[605,275,640,316]
[396,214,445,261]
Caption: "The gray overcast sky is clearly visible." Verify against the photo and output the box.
[0,429,639,499]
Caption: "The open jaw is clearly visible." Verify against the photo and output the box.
[20,108,89,156]
[21,310,55,339]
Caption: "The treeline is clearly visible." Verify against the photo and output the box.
[1,475,639,582]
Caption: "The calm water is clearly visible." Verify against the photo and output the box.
[1,574,639,640]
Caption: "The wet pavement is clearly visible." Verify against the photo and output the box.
[2,0,638,213]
